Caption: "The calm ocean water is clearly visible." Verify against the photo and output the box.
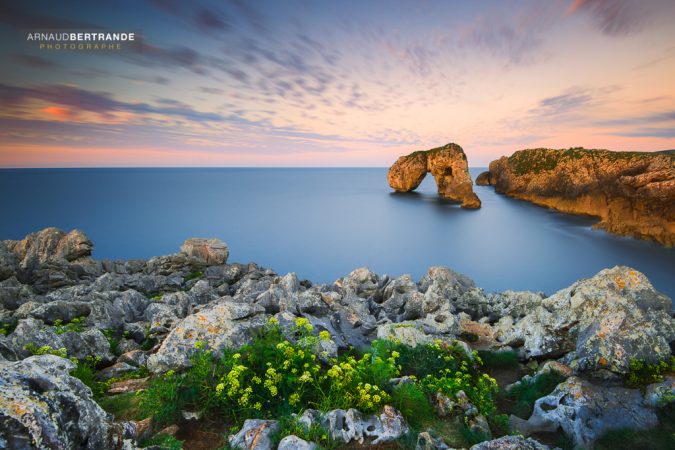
[1,168,673,299]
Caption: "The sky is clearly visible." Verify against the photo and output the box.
[0,0,674,167]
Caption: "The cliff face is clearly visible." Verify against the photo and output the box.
[483,148,675,246]
[387,143,481,208]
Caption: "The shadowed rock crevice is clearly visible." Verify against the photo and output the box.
[387,143,481,209]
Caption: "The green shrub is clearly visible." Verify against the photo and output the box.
[54,316,86,334]
[71,356,109,399]
[97,392,146,421]
[477,350,520,371]
[626,357,674,390]
[183,271,204,282]
[487,413,511,437]
[504,371,566,418]
[0,318,18,336]
[390,383,434,428]
[139,433,183,450]
[24,343,68,358]
[459,423,490,446]
[272,415,338,450]
[138,319,500,434]
[139,370,187,427]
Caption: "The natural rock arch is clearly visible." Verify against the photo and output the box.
[387,143,481,208]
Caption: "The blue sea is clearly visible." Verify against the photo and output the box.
[1,168,673,299]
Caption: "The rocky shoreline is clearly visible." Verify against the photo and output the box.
[477,148,675,246]
[1,228,673,449]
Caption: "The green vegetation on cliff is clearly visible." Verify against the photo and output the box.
[507,147,665,176]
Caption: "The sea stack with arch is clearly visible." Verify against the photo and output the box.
[387,143,481,209]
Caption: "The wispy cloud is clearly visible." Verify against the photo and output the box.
[568,0,647,35]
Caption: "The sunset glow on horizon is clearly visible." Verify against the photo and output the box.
[1,0,674,167]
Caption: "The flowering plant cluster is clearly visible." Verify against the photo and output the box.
[212,317,397,416]
[139,317,500,430]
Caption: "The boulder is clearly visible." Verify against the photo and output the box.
[470,435,551,450]
[387,143,481,209]
[228,419,279,450]
[299,406,408,445]
[510,376,658,448]
[0,243,19,281]
[278,435,317,450]
[147,298,267,373]
[97,362,138,381]
[644,375,675,408]
[0,355,127,449]
[415,431,450,450]
[180,238,229,266]
[5,228,93,269]
[497,267,674,376]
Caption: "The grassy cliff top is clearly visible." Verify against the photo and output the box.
[403,143,467,162]
[506,147,673,176]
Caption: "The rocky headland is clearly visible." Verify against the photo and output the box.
[477,148,675,246]
[0,228,673,449]
[388,143,481,209]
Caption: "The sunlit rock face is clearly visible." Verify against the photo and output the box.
[482,148,675,246]
[387,143,481,209]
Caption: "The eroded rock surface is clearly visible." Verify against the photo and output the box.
[511,376,659,448]
[496,266,673,377]
[481,148,675,245]
[387,143,481,208]
[0,355,129,449]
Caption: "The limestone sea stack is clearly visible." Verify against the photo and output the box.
[480,148,675,246]
[387,143,481,208]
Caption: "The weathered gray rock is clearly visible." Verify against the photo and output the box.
[278,435,317,450]
[0,242,19,281]
[228,419,279,450]
[300,406,408,445]
[644,375,675,408]
[147,298,267,373]
[511,376,658,448]
[415,431,450,450]
[118,349,148,368]
[0,355,127,449]
[5,228,93,269]
[180,238,229,266]
[60,328,114,363]
[97,362,139,381]
[497,267,674,376]
[486,290,545,320]
[0,276,33,310]
[335,267,380,299]
[470,435,551,450]
[29,300,92,324]
[2,318,63,360]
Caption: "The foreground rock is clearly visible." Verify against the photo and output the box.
[511,376,659,448]
[0,228,673,448]
[228,419,279,450]
[481,148,675,245]
[387,143,481,208]
[496,266,674,377]
[147,299,267,373]
[0,355,129,449]
[299,406,409,445]
[470,435,552,450]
